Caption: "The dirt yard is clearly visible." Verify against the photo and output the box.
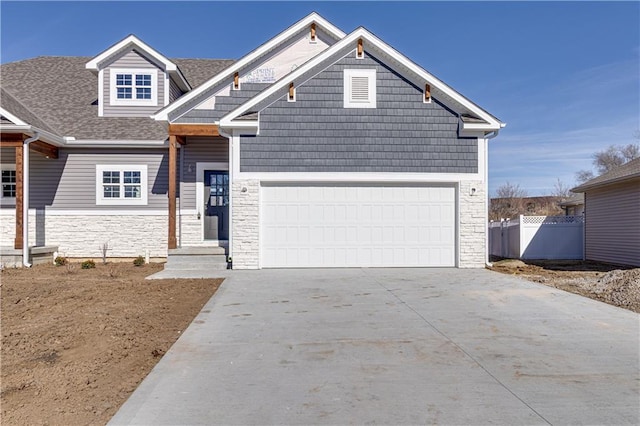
[1,262,223,426]
[489,259,640,313]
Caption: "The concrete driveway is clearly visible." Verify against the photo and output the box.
[109,268,639,425]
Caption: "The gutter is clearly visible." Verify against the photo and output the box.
[0,125,65,147]
[22,132,40,267]
[484,130,500,268]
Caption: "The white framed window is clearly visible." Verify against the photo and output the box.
[343,69,376,108]
[109,68,156,106]
[1,164,16,205]
[96,165,148,205]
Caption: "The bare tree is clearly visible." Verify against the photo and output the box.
[575,169,595,184]
[552,178,572,198]
[100,241,111,265]
[495,181,527,199]
[490,182,528,221]
[576,142,640,182]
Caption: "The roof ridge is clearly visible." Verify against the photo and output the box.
[1,87,61,135]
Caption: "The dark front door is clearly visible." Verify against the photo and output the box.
[204,170,229,240]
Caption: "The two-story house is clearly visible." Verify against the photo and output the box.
[0,13,504,269]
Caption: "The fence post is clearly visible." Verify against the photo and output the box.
[519,214,525,259]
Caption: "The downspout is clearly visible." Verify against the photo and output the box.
[22,132,40,267]
[179,143,183,248]
[484,130,499,268]
[218,127,233,267]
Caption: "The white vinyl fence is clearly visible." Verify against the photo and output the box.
[489,215,584,260]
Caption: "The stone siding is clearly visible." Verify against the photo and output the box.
[0,211,167,258]
[459,181,487,268]
[179,213,204,246]
[231,180,259,269]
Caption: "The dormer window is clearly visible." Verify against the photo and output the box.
[110,68,156,106]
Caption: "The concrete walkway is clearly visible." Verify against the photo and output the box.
[110,268,639,425]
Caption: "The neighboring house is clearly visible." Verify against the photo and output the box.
[559,193,584,216]
[572,158,640,267]
[0,13,504,269]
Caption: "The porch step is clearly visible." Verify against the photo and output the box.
[164,246,229,271]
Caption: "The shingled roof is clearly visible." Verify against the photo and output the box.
[0,56,234,140]
[572,158,640,192]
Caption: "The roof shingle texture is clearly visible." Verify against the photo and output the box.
[572,157,640,192]
[0,56,234,140]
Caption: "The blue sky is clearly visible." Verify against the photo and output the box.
[1,1,638,195]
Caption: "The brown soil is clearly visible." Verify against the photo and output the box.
[489,259,640,313]
[1,262,222,426]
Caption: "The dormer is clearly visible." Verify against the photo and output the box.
[86,35,191,117]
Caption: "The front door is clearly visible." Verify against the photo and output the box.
[204,170,229,240]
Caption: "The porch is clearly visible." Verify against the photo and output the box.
[168,124,231,256]
[0,245,59,268]
[0,132,59,266]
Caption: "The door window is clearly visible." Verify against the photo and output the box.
[207,172,229,207]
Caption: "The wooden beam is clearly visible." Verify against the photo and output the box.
[310,23,316,41]
[15,145,23,249]
[30,141,59,159]
[234,72,239,89]
[425,84,431,102]
[168,135,178,250]
[168,124,219,137]
[0,141,22,148]
[357,38,363,57]
[0,133,25,144]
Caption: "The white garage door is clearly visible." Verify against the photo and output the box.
[261,184,456,268]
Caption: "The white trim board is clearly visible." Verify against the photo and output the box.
[0,208,167,216]
[234,172,484,183]
[0,107,28,126]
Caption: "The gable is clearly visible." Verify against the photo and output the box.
[102,49,166,117]
[168,27,337,124]
[221,28,504,133]
[238,53,478,174]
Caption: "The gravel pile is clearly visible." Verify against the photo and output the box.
[582,269,640,310]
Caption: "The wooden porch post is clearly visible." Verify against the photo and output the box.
[168,135,178,249]
[14,144,23,249]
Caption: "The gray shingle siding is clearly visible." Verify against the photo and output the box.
[23,148,169,209]
[174,83,270,123]
[239,53,477,173]
[103,50,165,117]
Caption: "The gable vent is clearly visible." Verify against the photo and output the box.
[344,69,376,108]
[350,76,370,102]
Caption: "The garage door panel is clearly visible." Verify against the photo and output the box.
[261,184,456,268]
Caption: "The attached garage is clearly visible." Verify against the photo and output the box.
[260,183,456,268]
